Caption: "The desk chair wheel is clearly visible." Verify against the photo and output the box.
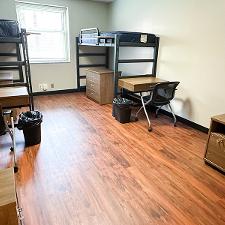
[134,117,138,121]
[10,147,14,152]
[14,166,18,173]
[148,127,152,132]
[174,123,177,127]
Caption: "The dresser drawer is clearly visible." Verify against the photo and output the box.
[205,132,225,169]
[86,79,100,92]
[86,71,100,83]
[86,88,100,102]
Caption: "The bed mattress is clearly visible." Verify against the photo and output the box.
[101,31,156,43]
[80,31,157,45]
[0,20,20,37]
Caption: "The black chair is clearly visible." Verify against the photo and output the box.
[135,81,180,131]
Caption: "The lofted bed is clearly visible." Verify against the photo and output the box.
[76,27,160,96]
[0,19,34,110]
[0,19,34,173]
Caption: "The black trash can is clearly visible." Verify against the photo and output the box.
[113,97,132,123]
[18,111,43,146]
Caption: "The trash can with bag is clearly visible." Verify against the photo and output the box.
[112,97,133,123]
[18,111,43,146]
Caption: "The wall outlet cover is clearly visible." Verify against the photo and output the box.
[39,84,43,90]
[43,83,48,91]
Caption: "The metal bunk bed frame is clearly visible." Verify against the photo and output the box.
[76,28,160,97]
[0,28,34,173]
[0,28,34,110]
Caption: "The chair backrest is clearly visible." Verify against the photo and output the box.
[151,82,180,105]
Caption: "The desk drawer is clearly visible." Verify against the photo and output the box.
[205,132,225,169]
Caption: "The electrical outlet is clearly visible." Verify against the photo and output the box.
[39,84,43,90]
[51,83,54,88]
[43,83,48,91]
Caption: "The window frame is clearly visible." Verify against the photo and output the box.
[16,1,70,64]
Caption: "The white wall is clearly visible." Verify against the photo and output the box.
[0,0,109,92]
[108,0,225,127]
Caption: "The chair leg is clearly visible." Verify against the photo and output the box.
[156,106,163,118]
[140,94,152,131]
[135,106,143,120]
[135,93,152,120]
[168,104,177,126]
[3,113,18,173]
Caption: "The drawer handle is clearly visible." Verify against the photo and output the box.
[216,139,225,149]
[217,139,224,144]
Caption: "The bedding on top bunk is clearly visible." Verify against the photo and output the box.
[101,31,156,43]
[80,31,157,45]
[0,20,20,38]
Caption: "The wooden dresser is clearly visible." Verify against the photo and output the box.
[204,114,225,173]
[85,67,114,105]
[0,168,18,225]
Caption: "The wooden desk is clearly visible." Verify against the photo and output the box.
[0,168,18,225]
[0,86,29,108]
[118,76,169,131]
[118,76,167,92]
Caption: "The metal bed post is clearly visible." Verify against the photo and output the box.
[21,29,34,111]
[152,37,160,76]
[16,43,24,82]
[113,35,120,97]
[76,37,81,91]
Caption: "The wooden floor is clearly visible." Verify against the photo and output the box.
[0,93,225,225]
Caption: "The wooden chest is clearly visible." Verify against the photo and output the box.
[204,114,225,172]
[0,168,18,225]
[85,67,114,105]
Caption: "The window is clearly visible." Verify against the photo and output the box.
[16,1,70,63]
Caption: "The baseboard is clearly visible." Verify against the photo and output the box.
[33,87,86,96]
[157,108,209,133]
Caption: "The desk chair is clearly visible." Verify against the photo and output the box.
[135,81,180,131]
